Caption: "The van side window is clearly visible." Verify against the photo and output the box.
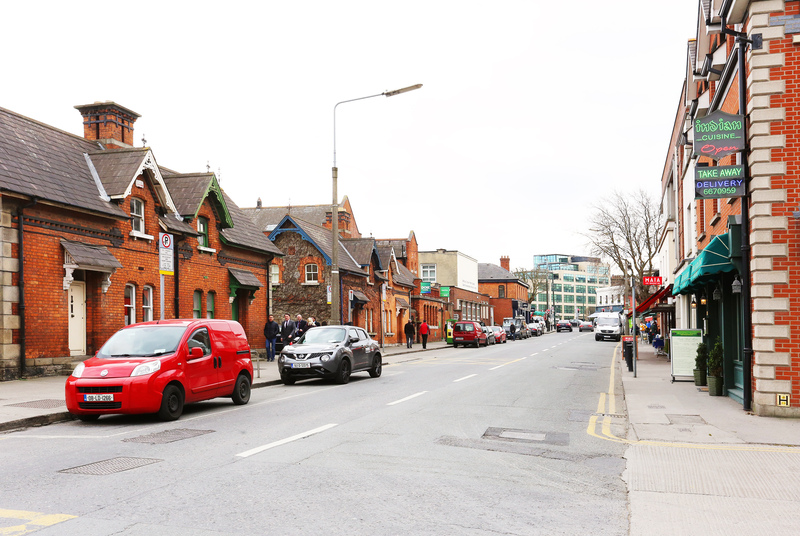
[187,328,211,356]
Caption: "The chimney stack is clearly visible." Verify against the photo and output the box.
[257,197,262,208]
[74,101,140,149]
[500,256,510,271]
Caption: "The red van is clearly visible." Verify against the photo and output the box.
[65,319,253,421]
[452,321,488,348]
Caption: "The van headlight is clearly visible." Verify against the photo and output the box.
[71,362,85,378]
[131,360,161,377]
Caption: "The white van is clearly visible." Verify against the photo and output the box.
[594,312,623,342]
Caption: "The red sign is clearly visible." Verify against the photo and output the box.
[643,276,662,286]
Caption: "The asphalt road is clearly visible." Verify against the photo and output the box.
[0,332,629,535]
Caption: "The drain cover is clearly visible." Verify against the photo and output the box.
[666,414,706,425]
[6,399,66,409]
[123,428,214,444]
[60,457,161,475]
[647,404,666,409]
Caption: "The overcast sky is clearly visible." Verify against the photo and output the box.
[2,0,699,272]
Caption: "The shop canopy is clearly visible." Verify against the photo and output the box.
[672,232,737,295]
[636,284,673,314]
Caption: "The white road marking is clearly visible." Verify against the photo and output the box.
[453,374,477,382]
[530,353,538,356]
[387,391,428,406]
[489,364,505,370]
[235,423,338,458]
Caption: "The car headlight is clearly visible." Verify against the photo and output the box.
[71,362,85,378]
[131,360,161,377]
[319,353,333,362]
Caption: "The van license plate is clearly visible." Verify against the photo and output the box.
[291,363,311,369]
[455,337,463,341]
[84,394,114,402]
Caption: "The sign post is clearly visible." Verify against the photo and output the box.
[159,233,174,320]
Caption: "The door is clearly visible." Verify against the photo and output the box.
[68,282,86,356]
[184,327,219,399]
[348,327,367,368]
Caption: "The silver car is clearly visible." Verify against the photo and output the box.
[278,326,382,385]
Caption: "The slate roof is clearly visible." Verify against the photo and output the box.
[0,107,126,219]
[221,190,284,255]
[478,263,529,288]
[61,239,123,269]
[341,238,381,269]
[159,214,198,236]
[162,173,216,219]
[228,267,263,287]
[376,244,394,269]
[376,239,408,259]
[244,204,329,232]
[88,148,150,197]
[394,261,417,288]
[271,215,366,276]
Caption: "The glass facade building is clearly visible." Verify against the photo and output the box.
[532,254,610,321]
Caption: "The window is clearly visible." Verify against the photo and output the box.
[498,285,505,298]
[564,295,574,303]
[563,275,574,282]
[563,284,574,293]
[305,263,319,283]
[187,328,211,356]
[142,286,153,322]
[538,293,547,302]
[197,217,209,247]
[270,264,280,285]
[576,295,586,304]
[130,198,145,233]
[588,296,596,304]
[576,285,586,294]
[552,284,562,292]
[193,290,202,319]
[206,292,215,319]
[553,294,562,303]
[124,284,136,325]
[422,264,436,283]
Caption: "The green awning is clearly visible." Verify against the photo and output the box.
[672,233,736,295]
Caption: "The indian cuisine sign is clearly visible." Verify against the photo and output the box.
[694,165,745,199]
[693,110,745,160]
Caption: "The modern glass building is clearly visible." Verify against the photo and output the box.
[532,254,610,321]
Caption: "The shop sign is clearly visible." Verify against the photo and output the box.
[643,276,662,286]
[693,110,745,160]
[421,281,431,294]
[440,286,450,297]
[694,165,745,199]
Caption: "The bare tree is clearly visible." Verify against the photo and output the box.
[584,189,662,301]
[513,266,550,306]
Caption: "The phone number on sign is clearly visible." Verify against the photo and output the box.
[701,187,738,196]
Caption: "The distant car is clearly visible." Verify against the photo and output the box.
[453,321,488,348]
[528,322,543,336]
[65,319,254,422]
[579,320,593,332]
[491,326,507,343]
[483,326,496,345]
[556,320,573,332]
[278,325,382,385]
[569,318,580,327]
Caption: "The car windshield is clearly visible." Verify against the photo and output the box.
[596,317,619,326]
[299,327,347,344]
[97,325,187,358]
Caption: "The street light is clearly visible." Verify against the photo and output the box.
[330,84,422,325]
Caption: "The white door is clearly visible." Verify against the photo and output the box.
[68,282,86,356]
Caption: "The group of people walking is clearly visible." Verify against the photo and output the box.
[263,313,318,362]
[404,319,429,349]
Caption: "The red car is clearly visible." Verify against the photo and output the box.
[453,321,488,348]
[491,326,507,343]
[65,319,253,422]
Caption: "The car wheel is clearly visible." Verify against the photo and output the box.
[77,414,100,422]
[335,358,352,384]
[158,384,184,421]
[368,355,382,378]
[280,371,296,385]
[453,343,458,348]
[595,335,601,341]
[232,374,251,405]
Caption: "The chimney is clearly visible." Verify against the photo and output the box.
[257,197,262,208]
[500,256,510,271]
[74,101,141,149]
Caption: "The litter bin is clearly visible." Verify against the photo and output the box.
[622,336,634,372]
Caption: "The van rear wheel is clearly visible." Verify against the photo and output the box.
[232,374,251,405]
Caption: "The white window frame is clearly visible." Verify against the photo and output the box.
[422,263,436,283]
[129,197,154,240]
[304,263,319,284]
[125,284,136,325]
[270,264,280,286]
[142,286,153,322]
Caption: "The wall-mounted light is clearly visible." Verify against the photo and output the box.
[713,286,721,301]
[732,275,742,294]
[700,294,707,306]
[691,295,697,308]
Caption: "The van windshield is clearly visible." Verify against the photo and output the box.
[98,325,187,358]
[596,317,620,326]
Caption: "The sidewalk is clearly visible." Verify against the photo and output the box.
[0,341,448,433]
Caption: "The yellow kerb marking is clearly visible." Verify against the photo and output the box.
[0,509,76,535]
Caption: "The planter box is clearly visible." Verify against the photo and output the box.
[708,375,724,396]
[694,369,707,386]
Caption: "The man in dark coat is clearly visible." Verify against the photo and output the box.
[404,319,415,348]
[280,313,296,349]
[263,314,280,362]
[295,314,309,340]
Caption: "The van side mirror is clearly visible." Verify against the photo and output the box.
[189,346,204,359]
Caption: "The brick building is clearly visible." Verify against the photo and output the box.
[0,102,282,380]
[478,257,531,323]
[661,0,800,416]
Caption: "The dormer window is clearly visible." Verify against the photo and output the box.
[130,198,144,233]
[198,217,209,247]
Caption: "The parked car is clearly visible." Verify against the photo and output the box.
[503,317,528,340]
[453,321,488,348]
[528,322,543,336]
[483,326,496,345]
[278,325,381,385]
[65,319,254,422]
[579,320,594,332]
[556,320,573,332]
[491,326,507,343]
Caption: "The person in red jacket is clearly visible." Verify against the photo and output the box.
[419,320,429,349]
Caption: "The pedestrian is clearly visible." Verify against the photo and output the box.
[419,320,429,349]
[281,313,296,348]
[263,314,280,362]
[545,318,550,332]
[509,323,516,341]
[404,318,415,348]
[295,314,308,339]
[307,316,317,328]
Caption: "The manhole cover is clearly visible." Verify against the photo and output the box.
[500,430,547,441]
[6,399,66,409]
[123,428,214,444]
[60,457,161,475]
[666,414,706,425]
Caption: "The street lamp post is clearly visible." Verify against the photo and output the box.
[330,84,422,325]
